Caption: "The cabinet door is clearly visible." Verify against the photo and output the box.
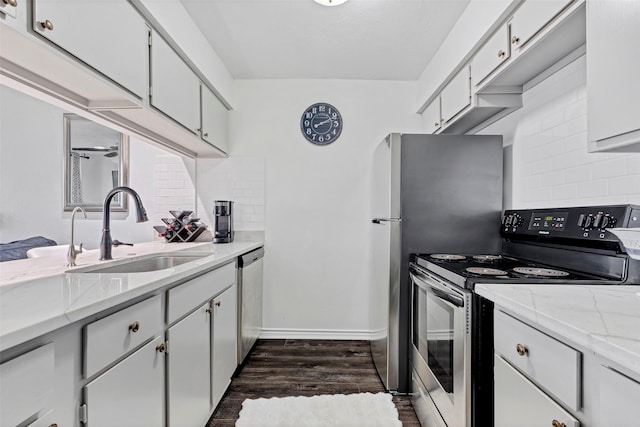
[421,97,441,134]
[0,0,18,19]
[150,31,200,134]
[32,0,147,98]
[440,66,471,124]
[212,284,238,408]
[201,84,228,153]
[510,0,573,49]
[167,303,212,427]
[587,0,640,146]
[472,24,510,86]
[494,355,580,427]
[599,366,640,425]
[84,337,164,427]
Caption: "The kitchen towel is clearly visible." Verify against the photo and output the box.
[235,392,402,427]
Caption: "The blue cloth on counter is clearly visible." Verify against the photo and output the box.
[0,236,57,262]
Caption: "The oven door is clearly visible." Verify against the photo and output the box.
[410,264,472,427]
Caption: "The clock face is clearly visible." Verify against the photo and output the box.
[300,102,343,145]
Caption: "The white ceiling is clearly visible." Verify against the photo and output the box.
[180,0,470,81]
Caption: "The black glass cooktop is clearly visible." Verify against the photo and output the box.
[413,253,615,289]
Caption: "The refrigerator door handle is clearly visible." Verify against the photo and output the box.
[371,217,402,224]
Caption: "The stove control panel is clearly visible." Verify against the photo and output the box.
[501,205,640,242]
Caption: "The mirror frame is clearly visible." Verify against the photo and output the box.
[63,113,130,212]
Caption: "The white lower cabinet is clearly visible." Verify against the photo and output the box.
[83,336,165,427]
[495,354,580,427]
[599,366,640,425]
[167,303,212,427]
[212,283,238,408]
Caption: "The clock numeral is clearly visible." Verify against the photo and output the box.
[312,107,317,114]
[333,121,340,128]
[326,134,331,141]
[319,105,326,112]
[332,112,337,119]
[306,128,312,135]
[312,134,317,140]
[306,112,313,119]
[319,136,325,143]
[304,120,310,126]
[332,129,337,135]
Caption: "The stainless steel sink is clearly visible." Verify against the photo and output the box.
[69,254,206,274]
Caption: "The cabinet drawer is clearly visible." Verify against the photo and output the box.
[167,262,236,324]
[494,310,581,410]
[0,343,54,427]
[441,65,471,123]
[472,24,510,86]
[495,354,580,427]
[0,0,18,18]
[84,295,162,378]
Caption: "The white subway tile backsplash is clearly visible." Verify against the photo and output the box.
[592,158,627,180]
[489,54,640,208]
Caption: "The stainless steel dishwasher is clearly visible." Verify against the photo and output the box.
[237,247,264,364]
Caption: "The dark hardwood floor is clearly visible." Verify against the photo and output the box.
[206,339,421,426]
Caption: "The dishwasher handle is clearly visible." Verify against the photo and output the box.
[238,247,264,268]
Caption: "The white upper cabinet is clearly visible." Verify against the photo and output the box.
[472,24,510,87]
[32,0,148,98]
[587,0,640,152]
[510,0,573,50]
[421,96,441,134]
[201,84,229,153]
[441,65,471,124]
[150,30,200,135]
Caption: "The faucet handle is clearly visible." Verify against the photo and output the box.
[77,243,83,254]
[112,240,134,247]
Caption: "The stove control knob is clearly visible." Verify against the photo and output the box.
[602,214,616,229]
[583,214,594,229]
[577,214,586,227]
[593,213,604,229]
[503,215,513,227]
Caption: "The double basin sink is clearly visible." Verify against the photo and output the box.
[68,253,207,274]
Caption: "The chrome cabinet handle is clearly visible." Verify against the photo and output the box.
[40,19,54,31]
[516,343,528,356]
[205,307,212,314]
[511,36,520,45]
[498,50,505,58]
[129,321,140,333]
[214,300,221,307]
[552,420,566,427]
[156,343,166,353]
[3,0,17,7]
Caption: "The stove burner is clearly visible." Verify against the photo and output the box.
[512,267,570,277]
[472,255,503,262]
[465,267,508,276]
[430,254,467,261]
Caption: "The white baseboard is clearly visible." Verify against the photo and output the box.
[259,328,376,341]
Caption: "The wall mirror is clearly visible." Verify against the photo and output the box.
[63,114,129,212]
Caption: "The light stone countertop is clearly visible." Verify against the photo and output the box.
[0,240,263,352]
[475,283,640,378]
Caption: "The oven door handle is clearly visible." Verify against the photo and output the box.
[410,269,465,308]
[431,288,464,308]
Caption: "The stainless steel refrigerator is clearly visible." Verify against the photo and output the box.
[370,133,503,393]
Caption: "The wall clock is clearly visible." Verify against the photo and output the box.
[300,102,343,145]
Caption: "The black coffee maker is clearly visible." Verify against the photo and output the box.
[213,200,234,243]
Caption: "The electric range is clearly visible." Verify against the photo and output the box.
[409,204,640,427]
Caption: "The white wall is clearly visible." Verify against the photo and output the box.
[482,55,640,207]
[0,85,196,250]
[226,79,421,337]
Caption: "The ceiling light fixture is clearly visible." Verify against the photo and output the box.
[313,0,349,6]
